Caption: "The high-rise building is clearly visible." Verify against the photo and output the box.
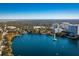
[60,22,70,31]
[68,24,79,35]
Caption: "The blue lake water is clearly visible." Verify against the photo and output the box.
[12,34,79,56]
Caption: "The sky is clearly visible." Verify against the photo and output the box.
[0,3,79,21]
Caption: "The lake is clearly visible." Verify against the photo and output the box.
[12,34,79,56]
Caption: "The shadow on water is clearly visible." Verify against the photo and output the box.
[68,39,79,48]
[57,36,79,48]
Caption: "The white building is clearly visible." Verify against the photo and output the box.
[0,28,3,32]
[7,26,16,29]
[52,23,64,33]
[55,27,63,33]
[53,23,59,29]
[6,26,17,32]
[33,26,45,29]
[60,22,70,31]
